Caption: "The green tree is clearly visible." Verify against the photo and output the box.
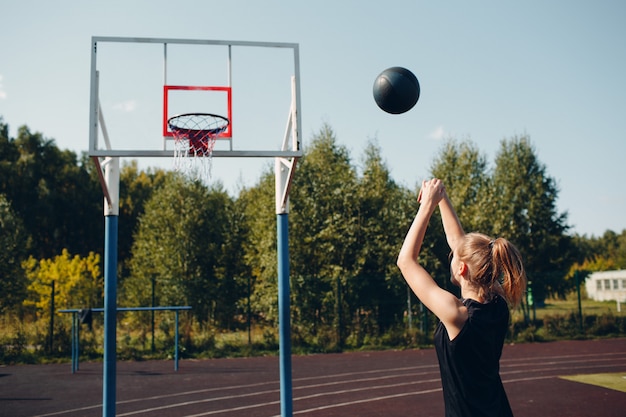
[428,139,493,297]
[117,161,170,279]
[595,230,626,269]
[289,124,359,343]
[430,139,491,233]
[1,124,102,259]
[215,189,249,330]
[491,135,571,302]
[0,194,30,313]
[423,140,487,299]
[23,249,102,317]
[569,230,626,282]
[429,136,573,305]
[124,174,234,326]
[238,171,278,324]
[350,140,415,338]
[0,118,19,194]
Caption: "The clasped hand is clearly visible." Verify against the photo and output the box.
[418,178,446,206]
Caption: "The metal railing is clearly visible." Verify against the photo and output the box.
[58,306,192,373]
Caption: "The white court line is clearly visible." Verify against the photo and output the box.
[507,352,626,361]
[277,363,626,417]
[124,362,626,417]
[117,372,441,416]
[30,365,437,417]
[290,356,626,392]
[276,387,445,417]
[501,361,626,377]
[184,379,441,417]
[500,355,626,371]
[31,380,279,417]
[292,363,438,383]
[294,369,438,390]
[501,351,626,365]
[117,387,280,416]
[296,378,441,401]
[284,375,558,416]
[30,351,626,417]
[183,399,282,417]
[273,365,623,417]
[293,353,626,388]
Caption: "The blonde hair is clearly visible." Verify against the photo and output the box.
[455,233,526,307]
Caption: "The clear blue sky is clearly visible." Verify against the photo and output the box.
[1,0,625,237]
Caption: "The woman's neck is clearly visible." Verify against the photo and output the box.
[461,285,486,303]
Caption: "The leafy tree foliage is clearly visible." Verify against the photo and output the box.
[430,140,491,233]
[349,141,416,337]
[491,136,572,301]
[289,124,359,342]
[215,186,250,330]
[429,140,492,293]
[3,113,626,352]
[238,129,421,345]
[430,136,573,302]
[123,174,237,326]
[0,194,29,313]
[23,249,102,317]
[0,121,101,259]
[586,230,626,269]
[117,162,170,279]
[237,171,278,323]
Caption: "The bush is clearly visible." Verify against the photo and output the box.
[542,313,584,338]
[2,307,625,365]
[514,325,544,343]
[509,311,626,342]
[588,313,620,336]
[0,328,30,364]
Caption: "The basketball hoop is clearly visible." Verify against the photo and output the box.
[167,113,230,180]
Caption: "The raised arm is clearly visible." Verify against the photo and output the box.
[439,192,465,252]
[397,179,466,336]
[397,180,441,268]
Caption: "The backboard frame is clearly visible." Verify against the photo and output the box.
[163,85,233,139]
[88,36,302,158]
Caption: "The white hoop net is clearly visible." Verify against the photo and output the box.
[168,113,229,180]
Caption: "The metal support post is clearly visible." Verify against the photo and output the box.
[102,156,120,417]
[277,213,292,417]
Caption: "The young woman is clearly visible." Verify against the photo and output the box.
[397,178,526,417]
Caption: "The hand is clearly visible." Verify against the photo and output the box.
[418,178,446,206]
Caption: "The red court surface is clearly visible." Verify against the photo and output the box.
[1,338,625,417]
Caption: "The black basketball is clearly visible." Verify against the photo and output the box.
[373,67,420,114]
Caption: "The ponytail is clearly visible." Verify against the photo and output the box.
[491,238,527,308]
[456,233,527,307]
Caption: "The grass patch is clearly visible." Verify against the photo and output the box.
[511,297,624,322]
[561,373,626,393]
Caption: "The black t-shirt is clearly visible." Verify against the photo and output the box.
[434,295,513,417]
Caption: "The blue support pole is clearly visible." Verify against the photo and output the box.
[71,313,77,373]
[277,213,292,417]
[103,215,118,417]
[175,310,180,372]
[76,317,80,372]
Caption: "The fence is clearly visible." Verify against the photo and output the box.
[58,306,191,373]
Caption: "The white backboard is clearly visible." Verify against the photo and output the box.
[88,37,302,158]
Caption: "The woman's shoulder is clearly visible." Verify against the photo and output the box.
[464,295,509,319]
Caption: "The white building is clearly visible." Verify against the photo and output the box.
[585,270,626,302]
